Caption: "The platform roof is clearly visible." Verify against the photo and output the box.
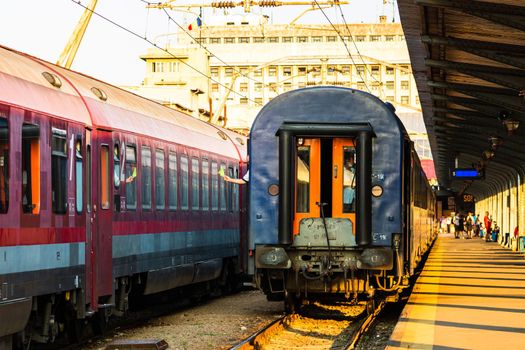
[398,0,525,199]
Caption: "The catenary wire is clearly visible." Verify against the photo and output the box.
[312,0,372,93]
[69,0,262,105]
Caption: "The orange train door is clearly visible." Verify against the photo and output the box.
[332,138,356,232]
[293,138,321,235]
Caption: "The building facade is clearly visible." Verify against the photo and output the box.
[130,15,431,161]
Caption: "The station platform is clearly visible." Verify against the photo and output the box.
[387,233,525,349]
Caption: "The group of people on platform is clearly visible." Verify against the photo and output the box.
[439,211,501,242]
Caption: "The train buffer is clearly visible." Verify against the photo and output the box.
[387,233,525,349]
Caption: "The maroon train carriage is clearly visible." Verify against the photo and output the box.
[0,44,247,348]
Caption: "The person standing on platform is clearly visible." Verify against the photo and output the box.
[446,215,452,234]
[484,211,492,242]
[454,213,461,239]
[466,213,474,239]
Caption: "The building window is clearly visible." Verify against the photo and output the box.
[168,152,177,210]
[49,131,69,214]
[211,83,219,92]
[169,62,179,73]
[240,97,248,104]
[311,66,321,76]
[282,36,293,43]
[180,155,189,210]
[210,37,221,44]
[401,96,410,104]
[191,157,199,210]
[298,66,307,75]
[125,146,137,210]
[386,35,395,41]
[327,36,337,42]
[224,37,235,44]
[239,37,250,43]
[371,65,380,77]
[386,67,394,75]
[211,161,218,210]
[283,82,292,91]
[355,35,366,42]
[328,65,337,75]
[210,67,219,77]
[370,35,381,42]
[253,37,265,43]
[400,65,410,75]
[268,66,277,76]
[202,159,209,210]
[283,66,292,76]
[254,82,263,92]
[312,36,322,42]
[155,149,165,210]
[268,37,279,43]
[99,144,110,210]
[386,96,395,102]
[255,97,263,105]
[399,35,406,41]
[0,113,7,214]
[268,82,277,91]
[342,36,351,42]
[371,82,380,92]
[356,65,365,76]
[342,65,350,74]
[416,96,420,105]
[240,82,248,92]
[22,123,40,214]
[297,36,308,43]
[386,81,395,90]
[195,37,206,44]
[225,67,233,77]
[75,138,83,214]
[152,61,164,73]
[298,82,306,89]
[141,146,152,210]
[253,69,262,77]
[357,82,365,90]
[401,80,410,90]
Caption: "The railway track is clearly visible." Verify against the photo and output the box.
[231,299,386,350]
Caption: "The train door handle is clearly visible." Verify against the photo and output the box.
[334,165,338,178]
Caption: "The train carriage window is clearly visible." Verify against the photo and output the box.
[233,167,239,211]
[211,161,219,210]
[125,145,137,210]
[228,166,234,212]
[22,123,40,214]
[114,144,121,188]
[220,162,227,211]
[168,152,178,210]
[191,157,200,210]
[155,149,165,210]
[296,146,310,213]
[51,128,68,214]
[0,115,8,214]
[141,146,152,210]
[75,138,83,213]
[202,159,209,210]
[180,155,189,210]
[342,146,356,213]
[100,145,110,210]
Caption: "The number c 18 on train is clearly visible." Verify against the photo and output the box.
[247,86,435,309]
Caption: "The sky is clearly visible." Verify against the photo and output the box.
[0,0,399,86]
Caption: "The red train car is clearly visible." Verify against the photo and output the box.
[0,45,247,348]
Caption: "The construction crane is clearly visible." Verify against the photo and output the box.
[146,1,348,13]
[57,0,98,69]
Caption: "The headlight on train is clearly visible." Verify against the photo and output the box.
[255,246,291,269]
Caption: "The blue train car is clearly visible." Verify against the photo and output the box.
[247,86,435,309]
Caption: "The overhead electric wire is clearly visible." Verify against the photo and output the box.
[69,0,261,105]
[336,3,386,98]
[312,0,372,94]
[140,0,282,94]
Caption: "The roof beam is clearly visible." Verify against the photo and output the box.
[425,59,525,91]
[415,0,525,32]
[428,80,525,113]
[421,35,525,70]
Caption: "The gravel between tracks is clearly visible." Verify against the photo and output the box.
[79,290,283,350]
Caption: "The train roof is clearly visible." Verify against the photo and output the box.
[0,44,246,160]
